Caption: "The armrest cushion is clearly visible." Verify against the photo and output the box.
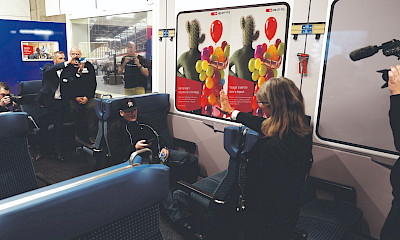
[310,177,357,204]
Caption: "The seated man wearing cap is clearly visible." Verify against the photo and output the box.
[107,98,197,233]
[107,98,170,165]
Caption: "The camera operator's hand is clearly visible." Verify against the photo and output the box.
[0,95,11,107]
[133,53,140,66]
[389,65,400,95]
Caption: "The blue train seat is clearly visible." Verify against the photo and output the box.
[0,155,169,239]
[80,93,199,184]
[18,80,75,152]
[0,112,38,199]
[174,126,364,239]
[173,126,262,238]
[79,93,176,167]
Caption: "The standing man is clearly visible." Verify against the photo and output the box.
[35,51,75,162]
[381,65,400,240]
[0,82,12,112]
[117,41,149,95]
[69,47,98,144]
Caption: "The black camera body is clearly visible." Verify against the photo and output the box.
[5,93,22,106]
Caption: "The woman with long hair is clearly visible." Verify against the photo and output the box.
[218,77,312,239]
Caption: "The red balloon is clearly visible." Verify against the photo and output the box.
[210,20,223,43]
[214,82,223,94]
[254,83,260,93]
[262,43,268,53]
[209,45,214,55]
[203,84,212,96]
[275,38,281,48]
[251,95,258,110]
[265,17,277,41]
[200,94,208,107]
[213,69,221,82]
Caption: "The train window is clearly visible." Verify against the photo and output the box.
[316,0,399,154]
[175,3,289,119]
[70,11,153,97]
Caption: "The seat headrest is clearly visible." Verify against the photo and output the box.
[95,93,170,121]
[224,126,262,157]
[0,112,30,139]
[18,80,42,96]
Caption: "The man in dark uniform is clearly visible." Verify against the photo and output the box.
[69,47,98,143]
[381,65,400,240]
[35,51,75,162]
[107,98,198,231]
[0,82,12,112]
[107,98,169,165]
[117,41,149,95]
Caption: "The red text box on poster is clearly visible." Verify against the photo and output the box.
[176,76,202,111]
[23,45,34,55]
[227,75,254,113]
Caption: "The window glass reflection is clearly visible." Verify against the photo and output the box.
[71,12,153,97]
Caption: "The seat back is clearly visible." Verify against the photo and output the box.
[17,80,42,123]
[0,112,38,199]
[97,93,175,162]
[0,159,169,240]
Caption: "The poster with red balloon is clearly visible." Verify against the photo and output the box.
[176,3,289,119]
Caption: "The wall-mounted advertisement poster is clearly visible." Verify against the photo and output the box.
[176,3,290,119]
[21,41,59,61]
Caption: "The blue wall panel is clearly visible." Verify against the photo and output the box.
[0,19,66,94]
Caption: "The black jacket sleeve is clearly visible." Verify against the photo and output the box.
[71,62,97,99]
[390,94,400,152]
[236,112,265,134]
[107,120,136,162]
[83,62,97,98]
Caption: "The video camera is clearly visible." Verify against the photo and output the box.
[349,39,400,88]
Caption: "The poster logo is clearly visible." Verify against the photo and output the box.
[23,45,34,55]
[266,9,272,12]
[211,12,217,16]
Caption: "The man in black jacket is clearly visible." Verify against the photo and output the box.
[381,65,400,240]
[107,98,199,231]
[35,51,75,161]
[69,47,98,143]
[0,82,12,112]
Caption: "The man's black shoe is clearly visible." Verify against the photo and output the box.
[57,154,65,162]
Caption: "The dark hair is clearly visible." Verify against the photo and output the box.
[0,82,10,91]
[53,51,64,56]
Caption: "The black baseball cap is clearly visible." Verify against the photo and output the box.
[119,98,138,111]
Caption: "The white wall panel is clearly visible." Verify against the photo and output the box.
[0,0,30,20]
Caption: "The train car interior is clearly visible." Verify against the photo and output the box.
[0,0,399,239]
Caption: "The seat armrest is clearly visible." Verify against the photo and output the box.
[177,180,226,204]
[310,176,357,204]
[172,138,197,154]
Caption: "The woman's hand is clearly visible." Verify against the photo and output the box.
[219,90,233,114]
[389,65,400,95]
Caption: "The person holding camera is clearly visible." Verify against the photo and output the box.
[117,41,149,95]
[35,51,76,162]
[381,65,400,240]
[0,82,12,112]
[69,47,98,144]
